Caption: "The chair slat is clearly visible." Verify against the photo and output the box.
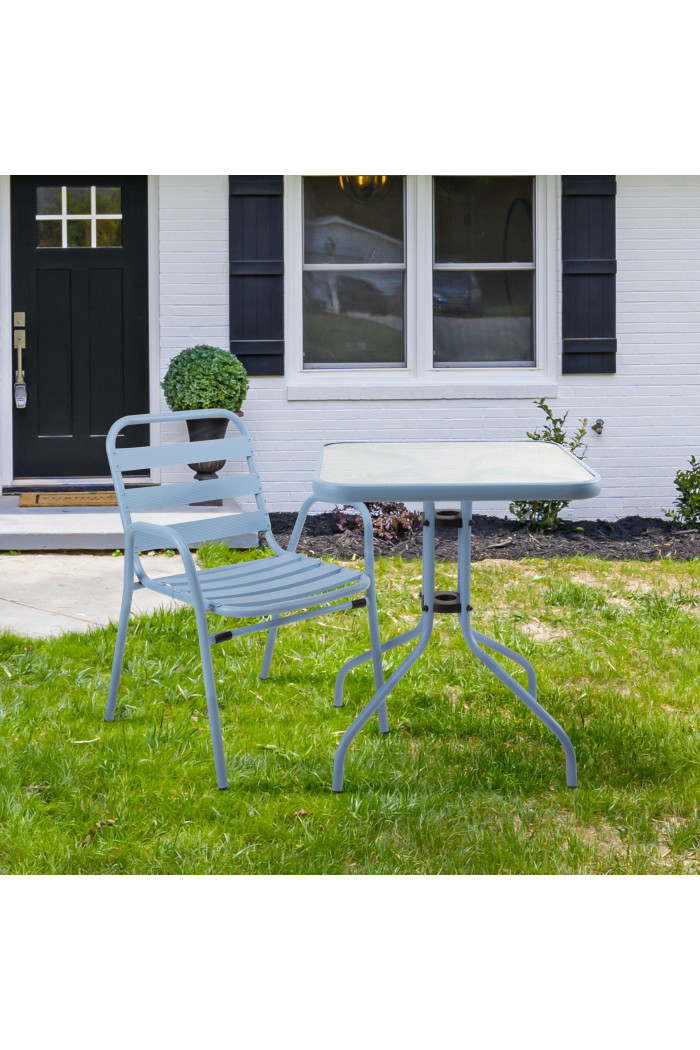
[166,555,312,593]
[197,564,353,602]
[114,436,251,472]
[163,561,359,606]
[123,473,260,511]
[132,510,269,550]
[213,582,366,617]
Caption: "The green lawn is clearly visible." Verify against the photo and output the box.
[1,550,699,874]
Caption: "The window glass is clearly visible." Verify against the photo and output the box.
[67,220,91,247]
[36,219,61,247]
[433,270,533,365]
[96,187,121,214]
[304,270,405,366]
[304,177,404,264]
[66,187,91,214]
[36,187,62,214]
[96,219,122,246]
[434,176,533,264]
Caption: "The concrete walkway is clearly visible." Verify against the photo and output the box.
[0,553,186,638]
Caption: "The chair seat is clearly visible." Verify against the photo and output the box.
[147,550,370,617]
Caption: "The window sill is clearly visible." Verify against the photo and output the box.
[286,376,558,401]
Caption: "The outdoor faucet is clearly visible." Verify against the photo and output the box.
[591,419,605,435]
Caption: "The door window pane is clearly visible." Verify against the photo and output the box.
[96,187,121,213]
[36,187,62,214]
[36,220,62,247]
[96,219,122,246]
[67,220,91,247]
[304,176,404,264]
[67,187,91,214]
[433,270,533,364]
[434,176,533,264]
[304,270,405,366]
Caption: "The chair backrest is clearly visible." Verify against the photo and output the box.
[106,409,273,550]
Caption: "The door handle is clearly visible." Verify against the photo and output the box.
[14,328,27,409]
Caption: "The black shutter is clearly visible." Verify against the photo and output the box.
[561,176,617,374]
[229,176,284,376]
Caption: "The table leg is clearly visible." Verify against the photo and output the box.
[332,501,578,792]
[333,625,423,708]
[457,502,577,788]
[332,504,437,793]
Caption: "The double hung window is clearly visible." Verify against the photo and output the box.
[291,175,555,385]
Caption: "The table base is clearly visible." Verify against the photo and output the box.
[332,501,577,792]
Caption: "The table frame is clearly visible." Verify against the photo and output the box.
[331,501,577,792]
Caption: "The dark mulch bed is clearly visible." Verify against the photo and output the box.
[269,510,700,562]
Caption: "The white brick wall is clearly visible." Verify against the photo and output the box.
[158,175,229,377]
[156,175,231,457]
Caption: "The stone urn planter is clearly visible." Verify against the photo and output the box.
[185,412,244,506]
[161,344,249,507]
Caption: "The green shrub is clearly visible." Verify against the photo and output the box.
[509,398,588,532]
[161,344,249,413]
[666,455,700,529]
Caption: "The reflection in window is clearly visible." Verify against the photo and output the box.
[302,176,405,367]
[35,186,122,248]
[304,270,405,366]
[433,176,535,366]
[36,220,62,247]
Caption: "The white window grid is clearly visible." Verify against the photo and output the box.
[36,186,122,248]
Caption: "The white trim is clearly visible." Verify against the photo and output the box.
[286,379,559,400]
[147,175,161,482]
[414,173,432,380]
[9,477,116,488]
[537,173,559,385]
[284,175,303,381]
[284,175,560,400]
[0,175,12,486]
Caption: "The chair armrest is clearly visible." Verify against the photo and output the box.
[286,497,376,581]
[125,521,205,605]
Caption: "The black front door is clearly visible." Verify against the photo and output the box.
[11,176,149,478]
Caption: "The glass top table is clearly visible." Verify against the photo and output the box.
[312,439,602,792]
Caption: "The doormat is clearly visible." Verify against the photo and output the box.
[18,492,118,507]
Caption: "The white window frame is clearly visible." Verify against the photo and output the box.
[285,175,559,401]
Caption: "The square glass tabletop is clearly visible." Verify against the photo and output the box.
[313,440,602,504]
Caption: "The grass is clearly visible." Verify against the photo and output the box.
[1,548,699,874]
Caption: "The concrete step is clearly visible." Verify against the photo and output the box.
[0,495,258,551]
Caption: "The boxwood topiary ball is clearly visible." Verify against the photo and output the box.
[161,344,249,413]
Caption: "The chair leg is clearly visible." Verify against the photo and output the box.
[260,626,278,680]
[105,548,135,722]
[365,587,389,734]
[194,606,229,791]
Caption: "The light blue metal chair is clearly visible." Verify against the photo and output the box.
[105,409,385,790]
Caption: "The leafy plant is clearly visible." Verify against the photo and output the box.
[335,501,422,541]
[161,344,249,413]
[666,455,700,529]
[509,398,588,532]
